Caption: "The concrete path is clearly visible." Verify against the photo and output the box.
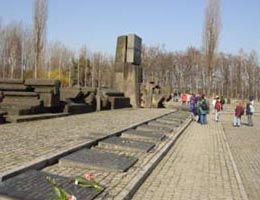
[132,117,245,200]
[222,114,260,200]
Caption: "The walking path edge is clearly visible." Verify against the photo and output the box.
[114,117,192,200]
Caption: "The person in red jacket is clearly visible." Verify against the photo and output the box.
[181,93,187,104]
[214,97,221,122]
[234,101,244,127]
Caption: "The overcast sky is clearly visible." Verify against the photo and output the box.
[0,0,259,56]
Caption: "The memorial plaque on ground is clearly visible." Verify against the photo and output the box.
[98,137,155,153]
[136,124,173,133]
[121,129,166,142]
[148,121,180,128]
[175,111,190,117]
[156,118,183,125]
[0,170,101,200]
[59,148,138,172]
[162,115,186,122]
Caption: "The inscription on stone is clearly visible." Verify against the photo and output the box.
[59,148,138,172]
[98,137,155,153]
[126,34,142,65]
[0,170,101,200]
[136,124,173,133]
[115,36,127,65]
[148,121,179,128]
[156,118,183,125]
[121,129,166,141]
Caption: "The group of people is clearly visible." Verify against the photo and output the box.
[233,99,255,127]
[178,92,255,127]
[188,94,211,125]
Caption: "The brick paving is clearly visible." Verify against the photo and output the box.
[0,108,172,174]
[132,118,244,200]
[222,113,260,200]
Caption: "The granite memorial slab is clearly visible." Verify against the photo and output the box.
[148,121,180,128]
[156,118,183,125]
[121,129,166,142]
[162,116,186,122]
[98,137,155,153]
[0,170,101,200]
[136,124,173,133]
[59,148,138,172]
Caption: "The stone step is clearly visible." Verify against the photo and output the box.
[0,84,30,91]
[0,79,24,84]
[25,79,60,87]
[3,91,39,97]
[0,100,42,108]
[0,103,43,116]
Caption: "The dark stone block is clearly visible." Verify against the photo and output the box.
[0,170,102,200]
[148,121,180,128]
[121,129,166,141]
[108,96,131,109]
[65,103,95,114]
[0,111,7,124]
[60,148,138,172]
[98,137,155,153]
[136,124,173,133]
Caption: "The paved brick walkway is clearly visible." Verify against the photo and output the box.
[0,109,172,174]
[222,113,260,200]
[132,118,244,200]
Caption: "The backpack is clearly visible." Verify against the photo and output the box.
[215,102,221,111]
[201,100,208,111]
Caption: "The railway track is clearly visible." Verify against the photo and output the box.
[0,110,192,200]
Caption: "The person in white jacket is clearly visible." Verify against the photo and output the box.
[246,101,255,126]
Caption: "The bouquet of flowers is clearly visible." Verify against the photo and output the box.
[46,173,103,200]
[46,177,77,200]
[74,173,104,192]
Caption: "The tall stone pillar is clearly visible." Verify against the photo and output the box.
[113,34,142,108]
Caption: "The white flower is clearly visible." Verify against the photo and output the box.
[68,195,77,200]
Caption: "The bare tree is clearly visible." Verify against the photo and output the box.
[33,0,48,79]
[203,0,221,95]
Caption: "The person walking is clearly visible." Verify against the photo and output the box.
[181,93,187,105]
[212,97,217,114]
[220,96,225,111]
[234,101,244,127]
[246,101,255,126]
[214,97,221,122]
[198,94,209,125]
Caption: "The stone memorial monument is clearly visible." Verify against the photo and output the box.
[114,34,142,108]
